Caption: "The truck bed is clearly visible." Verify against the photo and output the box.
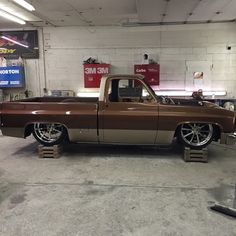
[15,96,98,103]
[0,96,99,140]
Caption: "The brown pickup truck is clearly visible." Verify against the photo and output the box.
[0,74,236,149]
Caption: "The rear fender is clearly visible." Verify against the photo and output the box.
[24,122,69,138]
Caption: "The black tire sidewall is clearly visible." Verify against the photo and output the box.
[177,124,214,149]
[33,125,67,146]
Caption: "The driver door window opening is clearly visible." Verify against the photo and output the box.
[108,78,156,103]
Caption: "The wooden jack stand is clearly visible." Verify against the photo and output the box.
[38,145,63,158]
[183,147,208,162]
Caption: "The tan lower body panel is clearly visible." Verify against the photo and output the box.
[102,129,157,144]
[68,129,98,142]
[1,127,24,138]
[1,127,175,145]
[156,130,175,144]
[102,130,175,145]
[68,129,159,144]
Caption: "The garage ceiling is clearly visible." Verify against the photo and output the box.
[0,0,236,28]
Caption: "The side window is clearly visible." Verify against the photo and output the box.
[108,78,155,103]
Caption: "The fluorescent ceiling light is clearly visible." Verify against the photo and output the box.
[76,90,226,98]
[0,9,25,24]
[13,0,35,11]
[1,36,29,48]
[0,4,29,21]
[154,90,226,97]
[202,91,226,96]
[155,91,192,96]
[77,92,99,97]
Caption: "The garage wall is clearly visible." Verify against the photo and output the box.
[38,23,236,96]
[23,28,45,97]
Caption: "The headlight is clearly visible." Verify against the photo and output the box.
[234,113,236,131]
[223,102,235,111]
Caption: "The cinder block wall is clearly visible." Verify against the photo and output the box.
[32,23,236,97]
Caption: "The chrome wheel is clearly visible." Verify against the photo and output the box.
[33,123,65,145]
[180,123,213,148]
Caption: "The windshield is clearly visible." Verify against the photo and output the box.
[144,83,162,102]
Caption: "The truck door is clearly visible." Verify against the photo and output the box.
[100,77,158,144]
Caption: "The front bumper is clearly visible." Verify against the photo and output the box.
[220,132,236,145]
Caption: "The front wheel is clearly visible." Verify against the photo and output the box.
[33,123,67,146]
[177,123,214,149]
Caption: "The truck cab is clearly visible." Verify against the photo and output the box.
[98,74,160,144]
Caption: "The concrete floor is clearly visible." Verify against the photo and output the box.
[0,134,235,236]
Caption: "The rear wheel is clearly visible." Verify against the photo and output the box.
[178,123,214,149]
[33,123,67,146]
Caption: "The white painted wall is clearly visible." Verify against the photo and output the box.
[29,23,236,97]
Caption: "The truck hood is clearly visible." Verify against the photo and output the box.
[201,101,222,109]
[171,98,221,109]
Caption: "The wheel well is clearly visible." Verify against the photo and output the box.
[24,123,69,139]
[174,122,221,141]
[174,125,181,137]
[213,124,221,141]
[24,124,34,138]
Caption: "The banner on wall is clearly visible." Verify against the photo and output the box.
[0,30,39,59]
[0,66,25,88]
[134,64,160,86]
[193,71,204,89]
[84,64,110,88]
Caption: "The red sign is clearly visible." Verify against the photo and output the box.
[84,64,110,88]
[134,64,160,86]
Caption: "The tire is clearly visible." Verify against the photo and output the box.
[33,123,67,146]
[177,123,214,149]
